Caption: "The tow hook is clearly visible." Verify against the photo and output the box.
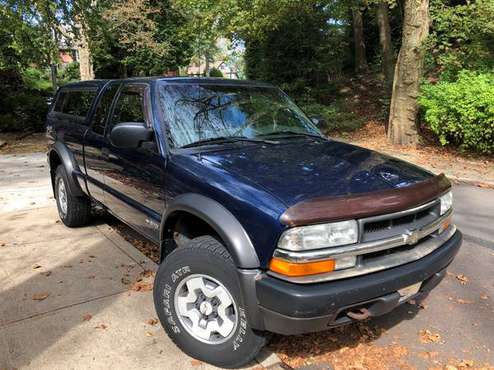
[347,307,371,320]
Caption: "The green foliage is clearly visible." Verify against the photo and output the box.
[209,67,223,77]
[302,103,365,133]
[427,0,494,80]
[419,71,494,154]
[21,67,52,91]
[244,2,350,87]
[0,69,49,133]
[0,2,57,72]
[58,62,81,84]
[89,0,193,77]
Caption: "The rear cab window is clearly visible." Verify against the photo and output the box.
[51,88,98,125]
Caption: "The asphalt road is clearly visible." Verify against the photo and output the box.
[392,184,494,367]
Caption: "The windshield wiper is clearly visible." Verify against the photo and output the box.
[181,136,276,149]
[259,130,323,139]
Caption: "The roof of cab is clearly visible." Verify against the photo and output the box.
[60,77,274,89]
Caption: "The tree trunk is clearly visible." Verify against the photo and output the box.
[204,52,210,77]
[387,0,429,145]
[77,26,94,80]
[376,2,394,91]
[50,64,58,94]
[352,8,368,73]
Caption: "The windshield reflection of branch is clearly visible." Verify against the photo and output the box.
[175,94,233,139]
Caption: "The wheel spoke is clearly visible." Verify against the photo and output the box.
[215,316,235,337]
[174,273,238,344]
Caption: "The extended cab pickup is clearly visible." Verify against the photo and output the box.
[46,78,462,368]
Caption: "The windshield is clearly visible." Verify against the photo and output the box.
[158,83,322,148]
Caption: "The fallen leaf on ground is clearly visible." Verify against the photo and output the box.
[190,359,202,366]
[480,294,489,300]
[456,298,473,304]
[82,313,92,321]
[94,323,107,330]
[419,329,442,344]
[141,269,154,278]
[145,332,153,337]
[32,292,50,301]
[418,351,438,359]
[146,318,158,326]
[456,274,469,285]
[131,281,153,292]
[457,359,474,367]
[32,264,42,269]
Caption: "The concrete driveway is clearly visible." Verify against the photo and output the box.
[0,153,278,370]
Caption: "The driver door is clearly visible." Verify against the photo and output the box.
[103,83,165,242]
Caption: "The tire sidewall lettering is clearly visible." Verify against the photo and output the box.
[161,264,248,350]
[161,265,192,335]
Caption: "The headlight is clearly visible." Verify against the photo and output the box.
[440,191,453,215]
[278,220,358,251]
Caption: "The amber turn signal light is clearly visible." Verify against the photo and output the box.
[269,257,335,277]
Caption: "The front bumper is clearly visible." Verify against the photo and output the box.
[252,230,462,335]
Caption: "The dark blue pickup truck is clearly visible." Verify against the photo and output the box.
[47,77,462,368]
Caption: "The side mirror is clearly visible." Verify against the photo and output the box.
[310,116,327,127]
[110,122,153,149]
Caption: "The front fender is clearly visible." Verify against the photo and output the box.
[160,193,260,269]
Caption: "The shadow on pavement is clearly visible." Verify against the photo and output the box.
[0,221,147,369]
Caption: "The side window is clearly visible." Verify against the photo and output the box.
[111,85,146,127]
[53,91,66,112]
[53,89,96,121]
[91,83,120,135]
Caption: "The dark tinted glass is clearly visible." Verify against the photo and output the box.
[53,92,66,112]
[91,84,120,135]
[60,90,97,120]
[111,87,145,126]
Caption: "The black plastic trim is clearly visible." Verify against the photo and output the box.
[160,193,260,268]
[256,230,462,319]
[50,141,86,197]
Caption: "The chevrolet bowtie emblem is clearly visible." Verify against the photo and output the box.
[404,229,420,245]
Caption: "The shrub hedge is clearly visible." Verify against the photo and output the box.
[419,71,494,154]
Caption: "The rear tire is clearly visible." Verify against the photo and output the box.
[153,236,266,368]
[54,165,91,227]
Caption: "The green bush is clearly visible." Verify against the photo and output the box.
[22,67,52,91]
[0,69,49,132]
[419,71,494,154]
[209,67,223,78]
[0,90,49,132]
[302,103,365,133]
[59,62,80,84]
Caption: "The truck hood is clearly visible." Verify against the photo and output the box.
[199,138,433,207]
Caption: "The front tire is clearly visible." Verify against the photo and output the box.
[153,236,266,368]
[54,165,91,227]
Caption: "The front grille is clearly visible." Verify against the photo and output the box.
[360,201,440,243]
